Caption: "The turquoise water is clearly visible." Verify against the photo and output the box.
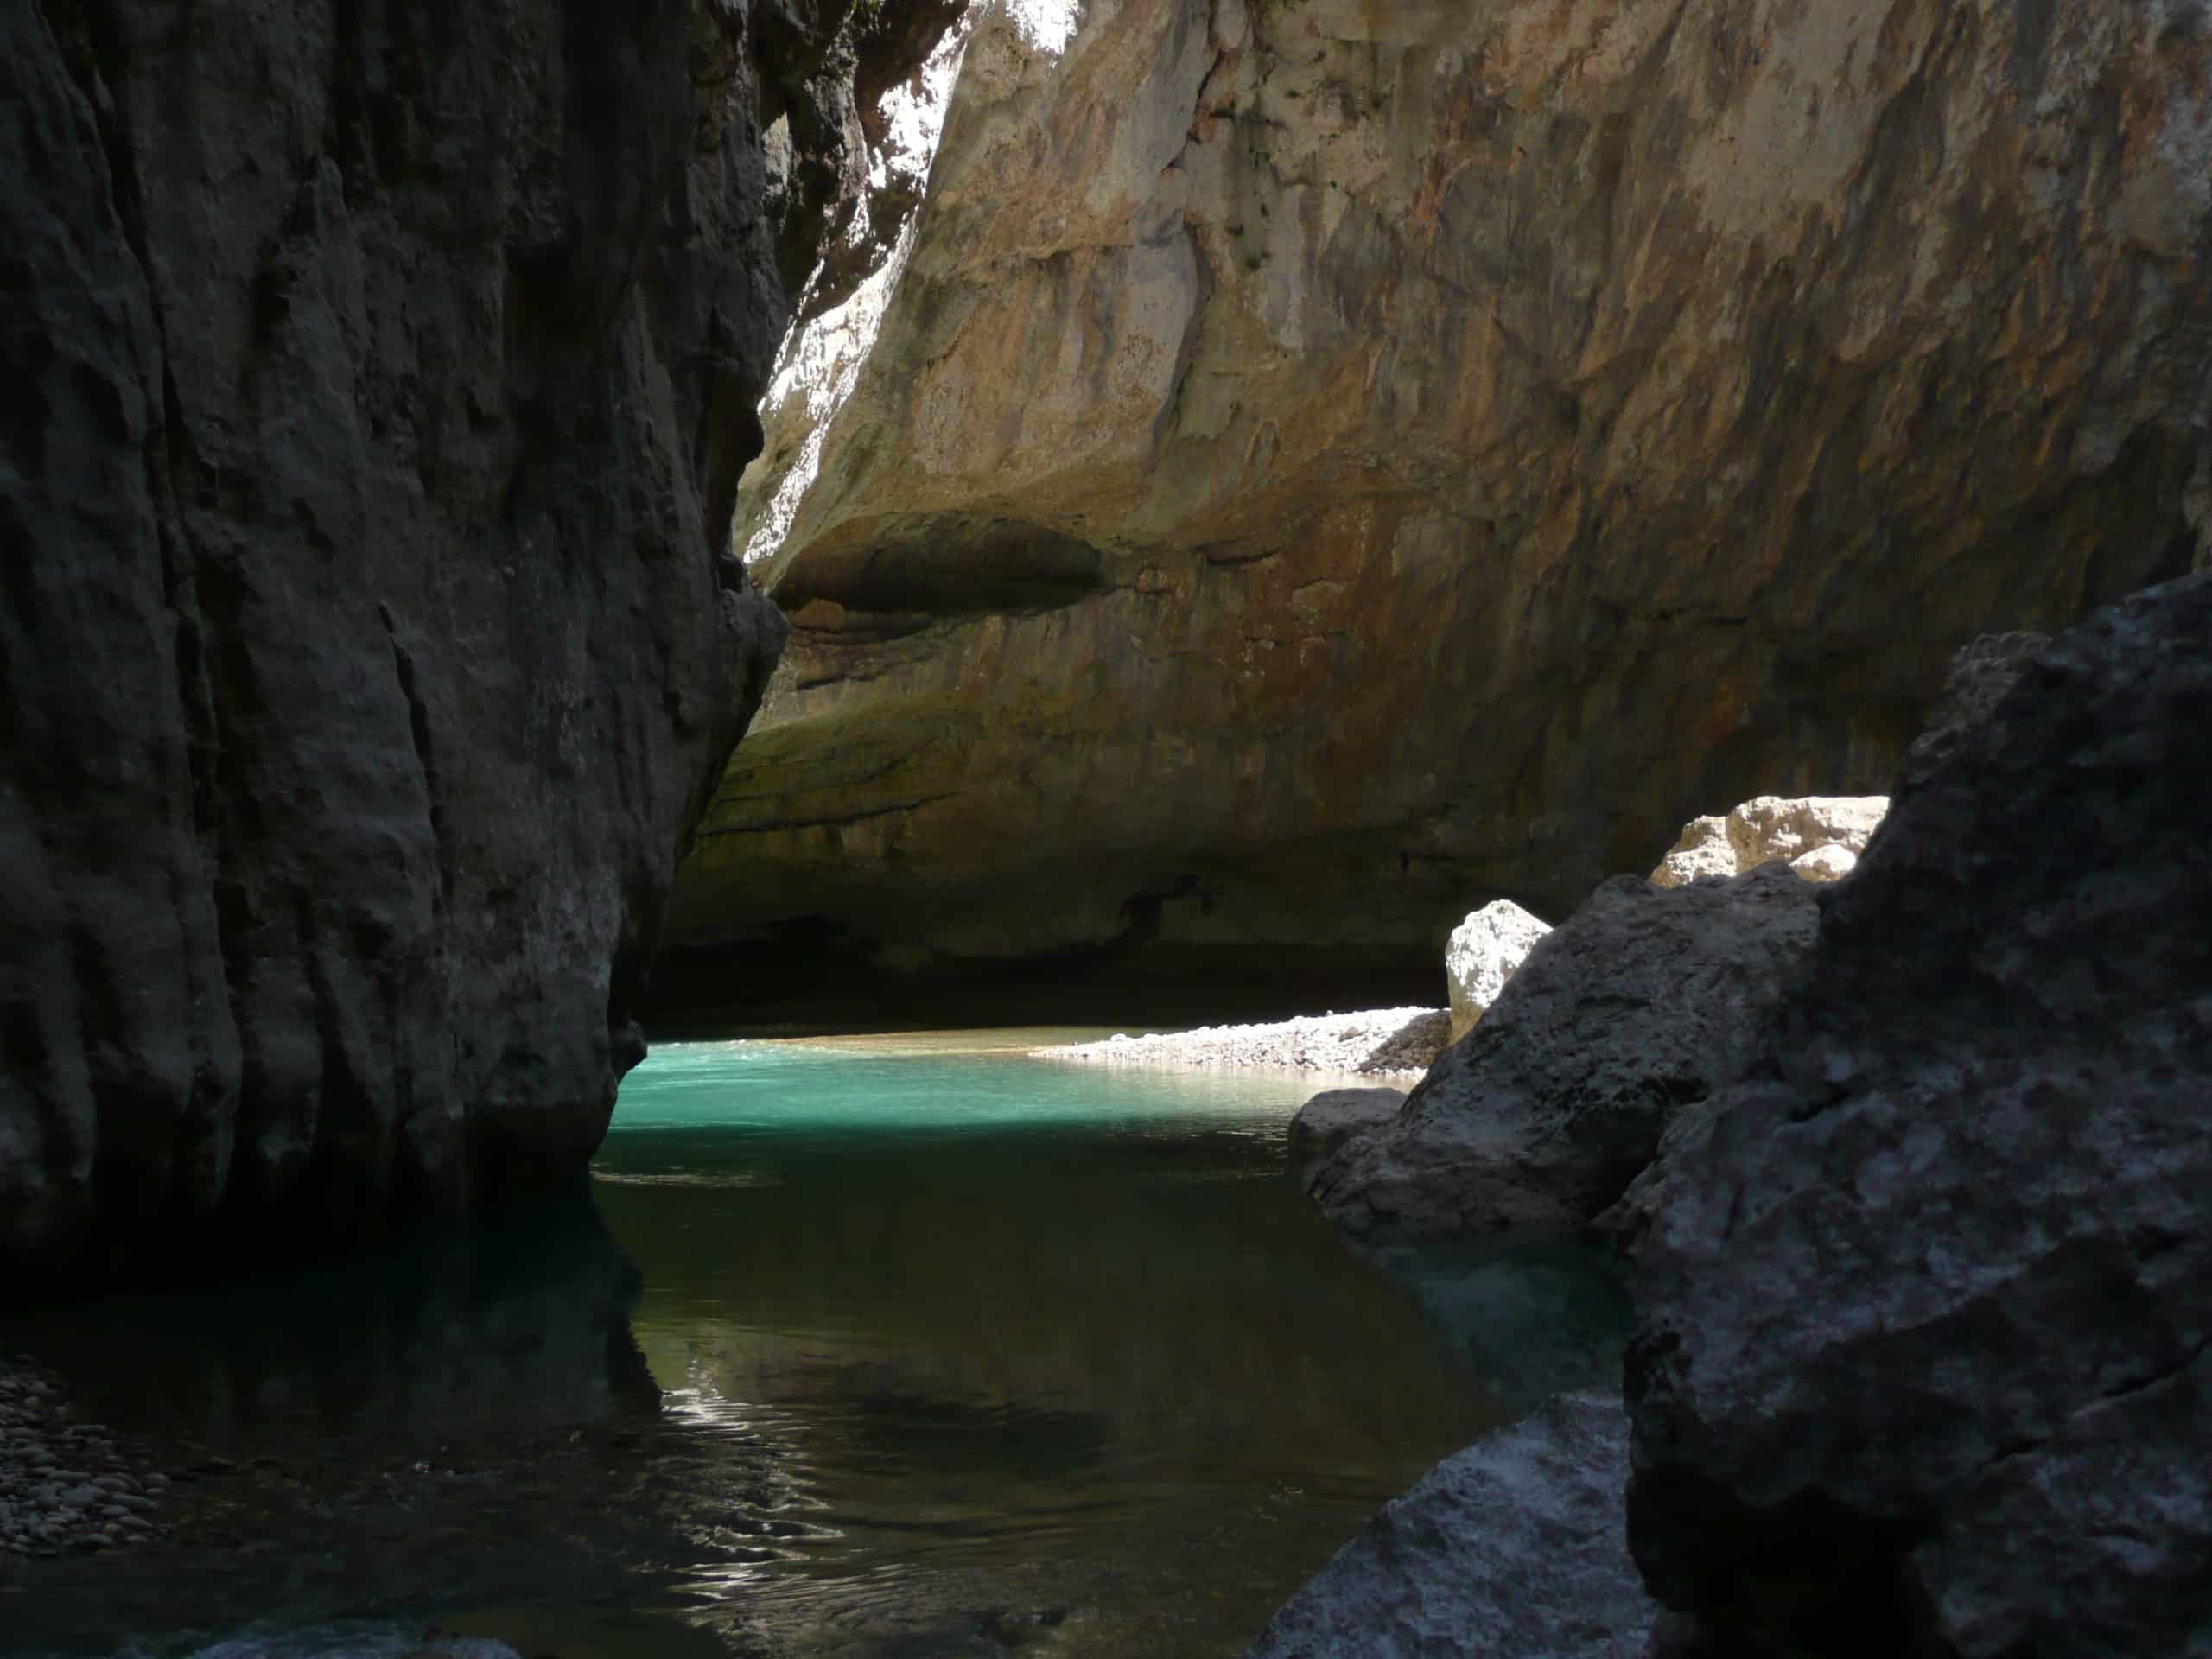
[3,1037,1629,1659]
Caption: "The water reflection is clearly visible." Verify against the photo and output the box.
[3,1044,1633,1659]
[2,1195,718,1658]
[1352,1235,1635,1415]
[10,1192,660,1450]
[587,1043,1632,1656]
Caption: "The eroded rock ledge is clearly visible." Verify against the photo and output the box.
[0,1,954,1279]
[664,0,2212,1010]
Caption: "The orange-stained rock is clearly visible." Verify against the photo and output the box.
[666,0,2212,1007]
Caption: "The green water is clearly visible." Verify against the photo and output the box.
[3,1037,1629,1659]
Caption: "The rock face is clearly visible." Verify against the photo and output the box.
[1306,864,1819,1238]
[1649,796,1890,887]
[1625,575,2212,1656]
[1445,901,1552,1041]
[1287,1087,1406,1177]
[0,1,951,1277]
[662,0,2212,1012]
[1244,1390,1653,1659]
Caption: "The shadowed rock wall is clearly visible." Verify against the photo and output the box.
[666,0,2212,1010]
[0,0,947,1278]
[1625,573,2212,1655]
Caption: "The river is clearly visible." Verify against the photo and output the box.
[3,1033,1628,1657]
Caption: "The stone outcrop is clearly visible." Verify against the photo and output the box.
[1445,901,1552,1041]
[1306,863,1819,1239]
[1287,1087,1405,1177]
[1244,1391,1653,1659]
[1625,575,2212,1656]
[1649,796,1889,887]
[662,0,2212,1012]
[0,1,957,1277]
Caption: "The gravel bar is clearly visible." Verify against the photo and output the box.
[1031,1007,1451,1077]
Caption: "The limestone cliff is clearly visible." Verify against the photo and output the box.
[666,0,2212,1009]
[0,1,948,1278]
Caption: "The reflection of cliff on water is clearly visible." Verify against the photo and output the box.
[3,1196,728,1659]
[12,1190,661,1452]
[599,1121,1493,1463]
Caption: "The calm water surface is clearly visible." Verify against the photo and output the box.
[3,1034,1628,1658]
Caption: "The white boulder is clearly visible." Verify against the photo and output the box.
[1649,795,1887,887]
[1445,900,1553,1041]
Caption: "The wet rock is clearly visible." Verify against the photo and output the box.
[1245,1391,1652,1658]
[1625,574,2212,1656]
[0,1355,163,1557]
[1445,902,1553,1042]
[1307,866,1820,1239]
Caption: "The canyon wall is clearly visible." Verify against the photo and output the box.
[666,0,2212,1012]
[0,0,946,1278]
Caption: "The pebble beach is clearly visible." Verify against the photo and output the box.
[1,1354,167,1560]
[1031,1007,1451,1078]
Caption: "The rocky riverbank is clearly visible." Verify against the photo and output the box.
[1253,578,2212,1654]
[0,1356,167,1560]
[1032,1009,1451,1078]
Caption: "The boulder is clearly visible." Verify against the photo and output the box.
[1625,574,2212,1657]
[1445,902,1553,1042]
[1306,864,1820,1238]
[1785,843,1858,882]
[1244,1391,1653,1659]
[1287,1089,1405,1179]
[1649,796,1890,888]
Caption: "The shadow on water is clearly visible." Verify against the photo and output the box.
[4,1044,1637,1659]
[10,1192,663,1447]
[0,1194,772,1659]
[1349,1234,1636,1416]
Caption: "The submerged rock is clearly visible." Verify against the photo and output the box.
[1445,902,1553,1042]
[1244,1391,1652,1659]
[1626,574,2212,1656]
[1649,796,1890,888]
[1306,865,1819,1238]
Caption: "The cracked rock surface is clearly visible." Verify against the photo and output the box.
[1625,574,2212,1657]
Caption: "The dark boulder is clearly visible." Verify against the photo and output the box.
[1305,864,1820,1238]
[1244,1391,1653,1659]
[1625,574,2212,1656]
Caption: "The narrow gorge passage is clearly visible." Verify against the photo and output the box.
[6,0,2207,1652]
